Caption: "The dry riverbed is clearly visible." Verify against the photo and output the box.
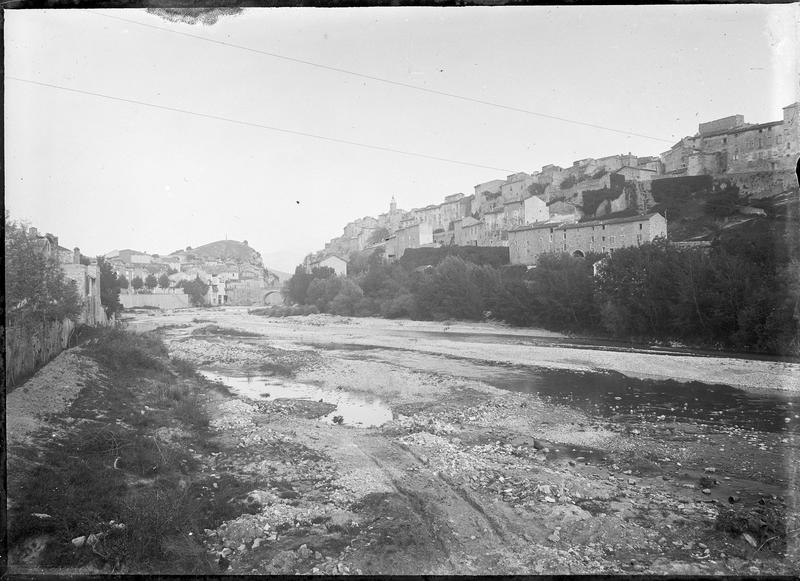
[7,309,800,575]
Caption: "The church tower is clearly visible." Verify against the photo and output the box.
[390,196,397,214]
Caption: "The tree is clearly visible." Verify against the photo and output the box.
[283,265,313,305]
[367,226,390,246]
[118,275,129,289]
[145,274,158,291]
[4,213,81,329]
[179,276,209,306]
[132,276,144,292]
[329,279,364,316]
[96,256,123,319]
[158,273,171,290]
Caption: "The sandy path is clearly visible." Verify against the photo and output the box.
[6,349,99,447]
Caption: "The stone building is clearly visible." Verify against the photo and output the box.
[660,102,799,176]
[308,254,348,277]
[508,212,667,266]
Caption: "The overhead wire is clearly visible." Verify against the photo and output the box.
[7,76,519,173]
[91,10,675,144]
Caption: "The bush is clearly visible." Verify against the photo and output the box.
[88,329,169,374]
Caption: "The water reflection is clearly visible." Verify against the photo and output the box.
[200,370,392,428]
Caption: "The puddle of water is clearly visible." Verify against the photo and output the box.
[200,370,392,428]
[485,368,800,434]
[347,348,799,434]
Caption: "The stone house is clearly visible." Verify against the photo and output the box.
[309,254,348,277]
[394,222,433,259]
[500,172,536,204]
[660,102,800,176]
[508,212,667,266]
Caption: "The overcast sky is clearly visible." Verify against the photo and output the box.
[5,5,798,272]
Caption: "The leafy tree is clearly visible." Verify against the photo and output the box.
[96,256,123,319]
[131,276,144,292]
[528,252,600,332]
[145,274,158,291]
[283,265,313,305]
[367,227,390,245]
[179,276,209,306]
[158,273,171,289]
[307,276,343,312]
[329,279,364,316]
[4,214,81,329]
[118,275,129,289]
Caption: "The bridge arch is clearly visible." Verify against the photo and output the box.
[572,250,585,258]
[263,290,283,305]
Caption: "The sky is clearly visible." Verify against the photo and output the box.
[5,5,799,272]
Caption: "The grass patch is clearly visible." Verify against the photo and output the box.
[249,305,319,317]
[86,329,169,374]
[259,361,296,377]
[171,357,198,378]
[191,324,262,338]
[7,328,225,573]
[715,498,787,554]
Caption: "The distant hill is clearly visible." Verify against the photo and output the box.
[266,268,292,282]
[178,239,262,264]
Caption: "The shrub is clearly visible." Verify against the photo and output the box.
[88,329,169,374]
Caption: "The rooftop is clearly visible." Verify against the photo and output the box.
[510,212,663,233]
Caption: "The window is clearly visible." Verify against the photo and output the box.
[723,138,727,144]
[639,223,643,230]
[610,236,615,244]
[602,236,606,242]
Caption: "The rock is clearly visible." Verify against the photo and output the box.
[221,548,233,557]
[315,551,322,560]
[704,467,716,473]
[702,488,711,495]
[218,556,230,571]
[420,455,430,465]
[298,544,313,559]
[71,536,87,548]
[87,533,103,546]
[252,538,263,549]
[628,479,636,486]
[742,533,758,548]
[238,544,246,552]
[31,513,51,519]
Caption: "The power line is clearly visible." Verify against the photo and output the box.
[7,76,519,173]
[92,11,675,145]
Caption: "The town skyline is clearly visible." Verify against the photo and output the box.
[5,5,797,271]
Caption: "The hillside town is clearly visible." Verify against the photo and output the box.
[104,240,283,309]
[306,103,799,271]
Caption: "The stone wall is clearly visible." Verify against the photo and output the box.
[120,294,190,309]
[5,318,76,389]
[722,169,798,199]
